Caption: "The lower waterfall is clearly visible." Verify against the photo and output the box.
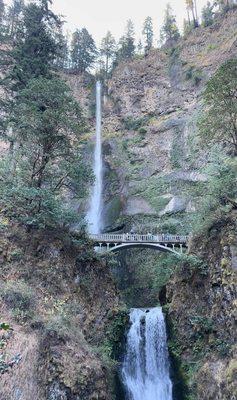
[122,307,173,400]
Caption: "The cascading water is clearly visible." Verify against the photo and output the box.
[122,307,173,400]
[87,81,103,234]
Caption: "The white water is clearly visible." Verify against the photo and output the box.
[122,307,173,400]
[87,81,103,234]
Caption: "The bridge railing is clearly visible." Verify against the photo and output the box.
[89,233,189,243]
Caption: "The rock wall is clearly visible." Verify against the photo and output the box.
[166,215,237,400]
[0,225,124,400]
[100,9,237,230]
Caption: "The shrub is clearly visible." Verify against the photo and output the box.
[122,115,150,131]
[0,281,34,312]
[138,127,147,135]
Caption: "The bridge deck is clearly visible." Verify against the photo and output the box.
[89,233,188,245]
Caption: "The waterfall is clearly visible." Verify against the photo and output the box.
[122,307,173,400]
[87,81,103,234]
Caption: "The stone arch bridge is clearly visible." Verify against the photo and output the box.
[89,233,189,256]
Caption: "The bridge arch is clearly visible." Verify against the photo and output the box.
[107,242,181,256]
[89,233,188,257]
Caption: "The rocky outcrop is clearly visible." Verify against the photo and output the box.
[100,10,237,227]
[166,215,237,400]
[0,225,123,400]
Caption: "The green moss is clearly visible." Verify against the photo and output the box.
[122,115,151,131]
[170,130,184,169]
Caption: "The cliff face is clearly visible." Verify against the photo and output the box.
[96,10,236,400]
[100,10,237,230]
[0,225,124,400]
[166,216,237,400]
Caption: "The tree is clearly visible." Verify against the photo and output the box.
[160,4,180,43]
[0,1,91,229]
[6,2,61,91]
[100,31,116,78]
[142,16,154,54]
[183,18,193,36]
[0,78,92,227]
[0,0,62,137]
[55,30,70,71]
[198,59,237,154]
[71,28,97,73]
[117,19,136,61]
[137,39,143,55]
[6,0,24,38]
[0,0,4,22]
[201,1,214,26]
[185,0,199,27]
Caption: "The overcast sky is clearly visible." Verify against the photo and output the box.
[50,0,208,45]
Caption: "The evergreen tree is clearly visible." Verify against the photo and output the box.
[117,19,136,61]
[3,1,61,93]
[0,77,92,227]
[55,30,70,71]
[71,28,97,73]
[100,31,116,78]
[137,39,143,55]
[142,16,154,54]
[160,4,180,43]
[0,0,5,38]
[6,0,24,38]
[201,1,214,26]
[0,0,4,22]
[0,1,92,228]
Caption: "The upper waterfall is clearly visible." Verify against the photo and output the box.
[122,307,173,400]
[87,81,103,234]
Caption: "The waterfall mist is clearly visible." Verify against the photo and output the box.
[122,307,173,400]
[87,81,103,234]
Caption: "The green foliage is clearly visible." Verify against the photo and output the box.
[142,16,153,53]
[0,0,5,26]
[138,127,147,135]
[178,254,209,276]
[160,4,180,43]
[0,323,10,331]
[0,281,35,322]
[189,315,215,336]
[183,19,194,37]
[116,19,135,62]
[3,2,61,91]
[201,1,214,27]
[190,148,237,235]
[185,66,202,85]
[213,338,231,357]
[71,28,97,73]
[0,77,92,228]
[100,31,116,78]
[45,299,85,340]
[170,129,184,168]
[92,307,128,393]
[198,59,237,153]
[122,115,150,131]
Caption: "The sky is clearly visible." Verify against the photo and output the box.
[50,0,208,45]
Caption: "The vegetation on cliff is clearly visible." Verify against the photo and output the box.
[0,1,236,399]
[0,0,92,229]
